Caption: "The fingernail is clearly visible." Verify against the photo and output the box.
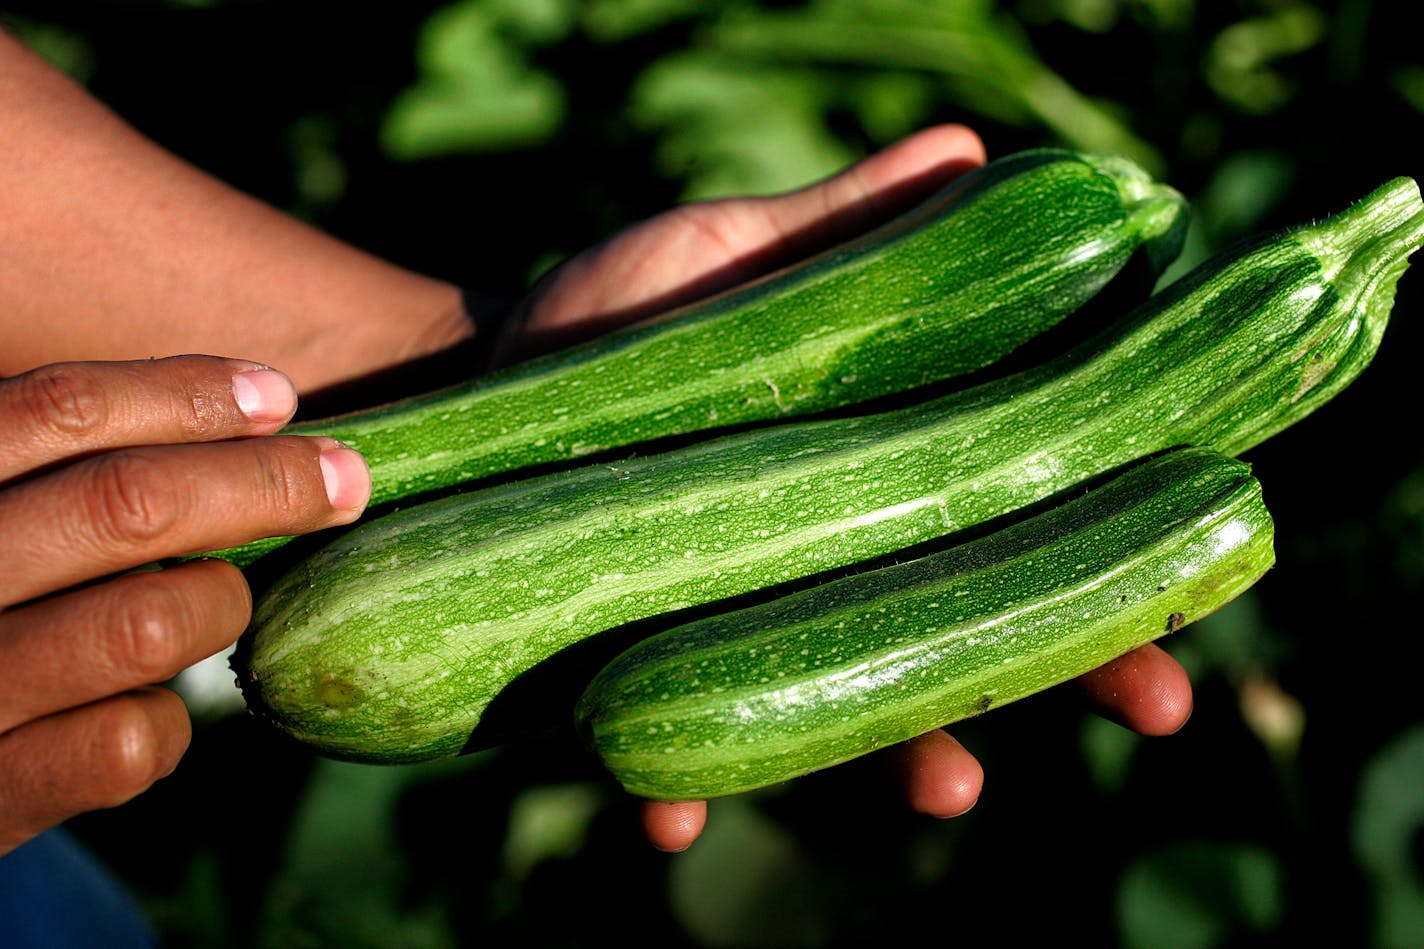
[318,443,372,511]
[233,369,297,423]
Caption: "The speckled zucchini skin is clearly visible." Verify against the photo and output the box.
[223,149,1185,565]
[237,177,1421,764]
[575,448,1274,800]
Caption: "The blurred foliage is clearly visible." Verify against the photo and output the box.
[381,0,570,160]
[7,0,1423,945]
[1117,840,1286,948]
[1352,725,1424,949]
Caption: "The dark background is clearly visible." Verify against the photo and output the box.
[6,1,1422,945]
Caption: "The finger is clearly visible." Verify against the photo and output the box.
[884,729,984,819]
[509,124,987,356]
[0,435,370,606]
[0,687,189,857]
[0,355,299,483]
[640,799,708,853]
[1077,643,1194,736]
[0,559,249,734]
[739,123,988,264]
[650,124,988,305]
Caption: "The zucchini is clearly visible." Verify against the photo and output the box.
[225,149,1185,565]
[574,447,1274,800]
[237,176,1422,764]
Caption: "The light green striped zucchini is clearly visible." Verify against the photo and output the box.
[224,148,1184,565]
[236,176,1422,763]
[574,447,1274,800]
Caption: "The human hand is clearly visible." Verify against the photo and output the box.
[497,124,987,364]
[501,125,1194,851]
[0,356,372,856]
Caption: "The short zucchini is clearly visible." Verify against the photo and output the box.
[237,176,1422,763]
[574,447,1274,800]
[224,148,1184,565]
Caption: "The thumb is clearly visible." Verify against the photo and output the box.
[743,123,987,264]
[504,125,986,362]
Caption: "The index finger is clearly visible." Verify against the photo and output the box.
[0,355,297,483]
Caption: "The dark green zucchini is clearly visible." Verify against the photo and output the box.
[223,148,1184,565]
[237,176,1421,764]
[574,447,1273,800]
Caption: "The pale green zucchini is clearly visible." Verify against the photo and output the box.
[223,148,1184,565]
[237,176,1422,763]
[574,447,1274,800]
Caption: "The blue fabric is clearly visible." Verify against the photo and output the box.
[0,828,156,948]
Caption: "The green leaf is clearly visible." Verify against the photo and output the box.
[254,758,477,949]
[1079,714,1143,793]
[631,51,858,199]
[1351,725,1424,949]
[1117,840,1285,949]
[381,0,568,160]
[1161,150,1296,286]
[1166,590,1288,682]
[847,72,936,143]
[500,782,603,881]
[668,794,834,948]
[705,0,1162,171]
[1018,0,1123,33]
[1203,6,1326,114]
[286,115,348,216]
[581,0,707,43]
[1393,65,1424,121]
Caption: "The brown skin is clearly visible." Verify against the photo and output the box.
[0,30,1191,857]
[0,31,469,390]
[1077,642,1194,737]
[0,358,371,856]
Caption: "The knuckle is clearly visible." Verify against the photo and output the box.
[109,564,251,682]
[112,582,188,682]
[81,451,184,547]
[172,388,211,439]
[251,442,315,521]
[171,362,231,437]
[11,363,109,441]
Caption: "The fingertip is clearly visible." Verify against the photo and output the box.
[1079,643,1195,736]
[232,367,298,425]
[900,123,988,170]
[124,686,192,783]
[313,440,373,515]
[641,799,707,853]
[88,687,191,809]
[847,123,987,197]
[890,729,984,819]
[1142,667,1195,736]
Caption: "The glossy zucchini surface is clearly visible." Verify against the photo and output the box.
[238,177,1421,763]
[575,448,1273,800]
